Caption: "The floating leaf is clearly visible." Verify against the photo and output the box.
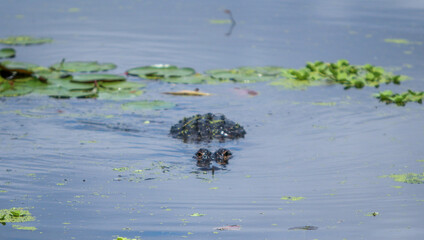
[51,61,117,72]
[121,100,175,111]
[1,60,48,73]
[163,89,211,96]
[190,213,205,217]
[97,89,143,100]
[35,86,98,99]
[0,48,15,58]
[100,81,145,90]
[0,36,52,45]
[205,67,275,83]
[71,74,126,83]
[127,64,195,79]
[161,73,221,84]
[48,78,94,91]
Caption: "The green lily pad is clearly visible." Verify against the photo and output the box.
[35,86,98,99]
[121,100,175,111]
[205,67,275,83]
[0,36,52,45]
[100,81,146,90]
[48,78,95,91]
[127,64,195,79]
[1,60,48,73]
[51,61,117,72]
[97,89,143,100]
[0,208,35,223]
[71,74,126,83]
[0,48,15,58]
[161,73,224,84]
[0,82,33,97]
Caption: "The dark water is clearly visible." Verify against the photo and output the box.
[1,0,424,239]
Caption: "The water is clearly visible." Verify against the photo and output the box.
[1,0,424,239]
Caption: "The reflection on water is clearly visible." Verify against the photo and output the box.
[1,0,424,239]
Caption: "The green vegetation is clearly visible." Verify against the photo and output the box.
[51,60,117,72]
[381,172,424,184]
[0,36,52,45]
[374,90,424,106]
[127,64,195,80]
[12,225,37,231]
[0,48,15,58]
[0,61,145,99]
[121,100,176,111]
[280,196,305,201]
[0,208,35,223]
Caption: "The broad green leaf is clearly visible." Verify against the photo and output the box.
[71,74,126,83]
[51,61,117,72]
[0,48,15,58]
[100,81,145,90]
[127,64,195,79]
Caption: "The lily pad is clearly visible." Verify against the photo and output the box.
[205,67,275,83]
[127,64,195,79]
[97,89,144,100]
[0,82,33,97]
[35,86,98,99]
[0,48,15,58]
[0,36,52,45]
[100,81,145,90]
[1,60,48,73]
[51,61,117,72]
[121,100,175,111]
[161,73,222,84]
[71,74,126,83]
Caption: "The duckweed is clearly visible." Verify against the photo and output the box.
[382,172,424,184]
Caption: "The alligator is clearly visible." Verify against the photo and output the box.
[193,148,233,168]
[170,113,246,143]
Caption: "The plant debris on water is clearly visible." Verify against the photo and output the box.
[374,90,424,106]
[288,225,318,230]
[280,196,305,201]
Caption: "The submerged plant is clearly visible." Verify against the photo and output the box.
[374,90,424,106]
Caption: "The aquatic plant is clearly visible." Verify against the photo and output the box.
[0,61,145,99]
[0,36,52,45]
[0,48,15,59]
[127,64,195,80]
[374,90,424,106]
[51,60,117,72]
[12,225,37,231]
[272,60,404,89]
[381,172,424,184]
[121,100,175,111]
[0,208,35,223]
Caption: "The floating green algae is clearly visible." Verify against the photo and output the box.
[374,90,424,106]
[190,213,205,217]
[0,36,52,45]
[114,236,141,240]
[0,48,15,59]
[280,196,305,201]
[381,172,424,184]
[0,208,35,223]
[384,38,422,45]
[113,167,129,172]
[12,225,37,231]
[51,60,117,72]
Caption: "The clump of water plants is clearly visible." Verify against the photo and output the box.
[381,172,424,184]
[170,113,246,143]
[0,60,145,99]
[127,64,195,79]
[374,90,424,106]
[205,66,284,83]
[0,208,35,224]
[272,60,404,89]
[0,36,53,45]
